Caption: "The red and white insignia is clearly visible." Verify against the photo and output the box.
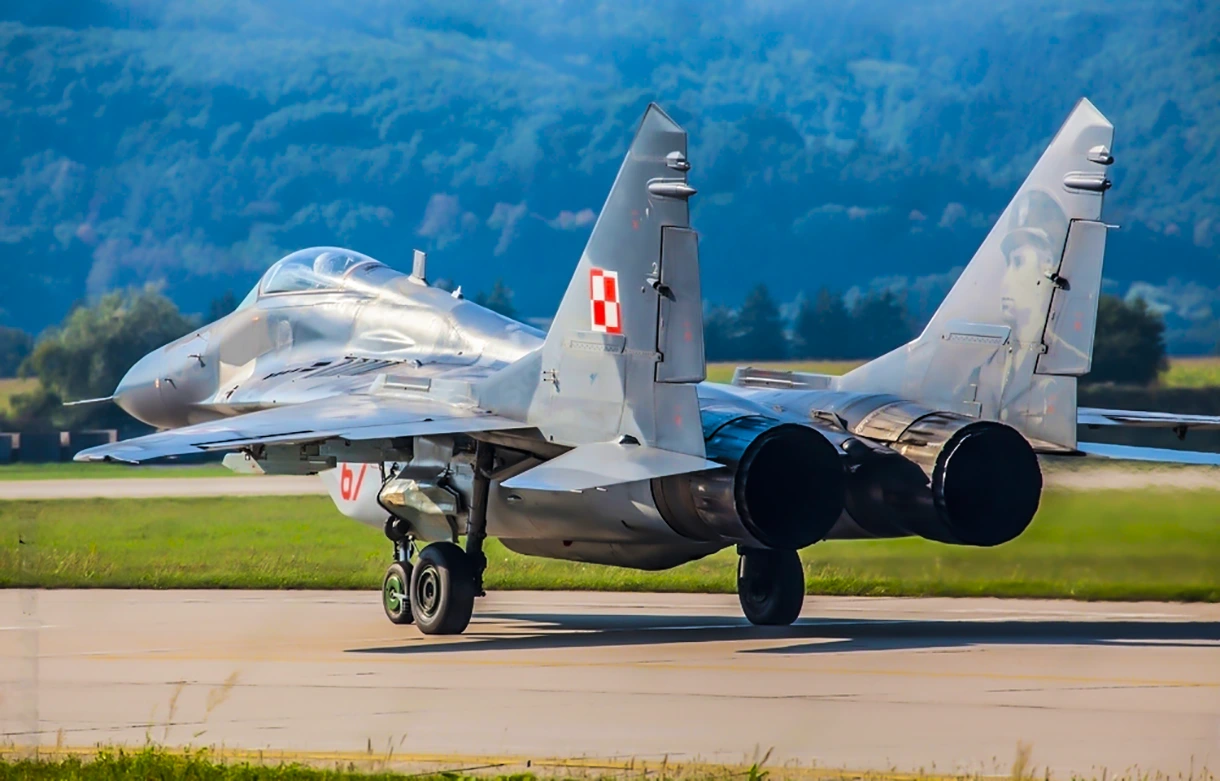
[589,267,622,334]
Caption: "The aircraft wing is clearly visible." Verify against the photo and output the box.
[74,394,524,464]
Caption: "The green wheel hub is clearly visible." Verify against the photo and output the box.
[383,573,405,613]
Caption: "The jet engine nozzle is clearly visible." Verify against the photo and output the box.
[844,411,1042,547]
[653,415,845,550]
[928,422,1043,546]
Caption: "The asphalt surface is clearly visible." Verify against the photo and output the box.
[1,590,1217,775]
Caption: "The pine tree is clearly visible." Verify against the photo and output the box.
[795,287,852,359]
[206,291,239,322]
[475,279,517,319]
[1086,296,1167,385]
[850,290,912,358]
[736,284,787,360]
[704,305,740,361]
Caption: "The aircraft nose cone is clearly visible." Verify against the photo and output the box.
[114,353,168,427]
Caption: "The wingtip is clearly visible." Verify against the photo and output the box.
[73,448,130,464]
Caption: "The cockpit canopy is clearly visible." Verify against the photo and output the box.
[235,247,395,311]
[261,247,384,295]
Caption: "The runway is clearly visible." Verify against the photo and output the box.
[2,591,1217,776]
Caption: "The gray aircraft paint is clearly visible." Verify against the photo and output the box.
[77,100,1220,570]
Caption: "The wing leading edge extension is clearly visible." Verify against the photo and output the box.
[73,394,524,464]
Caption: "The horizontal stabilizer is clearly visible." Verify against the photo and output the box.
[501,441,720,492]
[1079,407,1220,433]
[1077,442,1220,467]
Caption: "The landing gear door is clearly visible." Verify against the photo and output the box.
[655,227,705,383]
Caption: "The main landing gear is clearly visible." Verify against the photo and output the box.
[736,547,804,626]
[380,442,494,635]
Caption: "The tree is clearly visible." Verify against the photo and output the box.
[475,279,516,319]
[704,305,740,361]
[1086,295,1168,385]
[850,290,912,358]
[794,288,852,359]
[0,326,34,378]
[18,286,198,426]
[207,290,239,322]
[736,284,787,360]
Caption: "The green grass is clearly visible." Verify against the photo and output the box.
[1157,355,1220,388]
[3,492,1218,600]
[705,361,862,384]
[0,462,231,480]
[708,357,1220,387]
[0,748,550,781]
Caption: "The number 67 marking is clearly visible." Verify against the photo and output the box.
[339,463,368,501]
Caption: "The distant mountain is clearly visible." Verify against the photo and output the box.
[2,0,1218,350]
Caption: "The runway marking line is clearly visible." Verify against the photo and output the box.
[62,649,1220,690]
[0,744,1015,781]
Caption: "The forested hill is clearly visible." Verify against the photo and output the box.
[2,0,1218,350]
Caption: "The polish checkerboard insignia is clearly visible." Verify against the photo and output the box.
[589,267,622,334]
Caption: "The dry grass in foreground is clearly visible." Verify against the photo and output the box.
[0,744,1210,781]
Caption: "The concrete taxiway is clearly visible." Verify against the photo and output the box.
[1,590,1217,776]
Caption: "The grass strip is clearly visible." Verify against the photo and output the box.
[2,490,1218,600]
[0,463,231,481]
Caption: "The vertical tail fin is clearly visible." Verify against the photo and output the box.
[838,98,1115,449]
[481,104,707,456]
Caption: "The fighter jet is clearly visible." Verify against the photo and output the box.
[76,101,1220,634]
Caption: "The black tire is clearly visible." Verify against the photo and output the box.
[737,548,804,626]
[382,562,414,625]
[410,542,477,635]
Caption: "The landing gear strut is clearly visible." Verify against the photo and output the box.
[382,442,495,635]
[736,547,804,626]
[464,440,494,595]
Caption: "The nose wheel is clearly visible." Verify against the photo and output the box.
[381,560,414,625]
[737,547,805,626]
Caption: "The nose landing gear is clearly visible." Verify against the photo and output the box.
[380,441,494,635]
